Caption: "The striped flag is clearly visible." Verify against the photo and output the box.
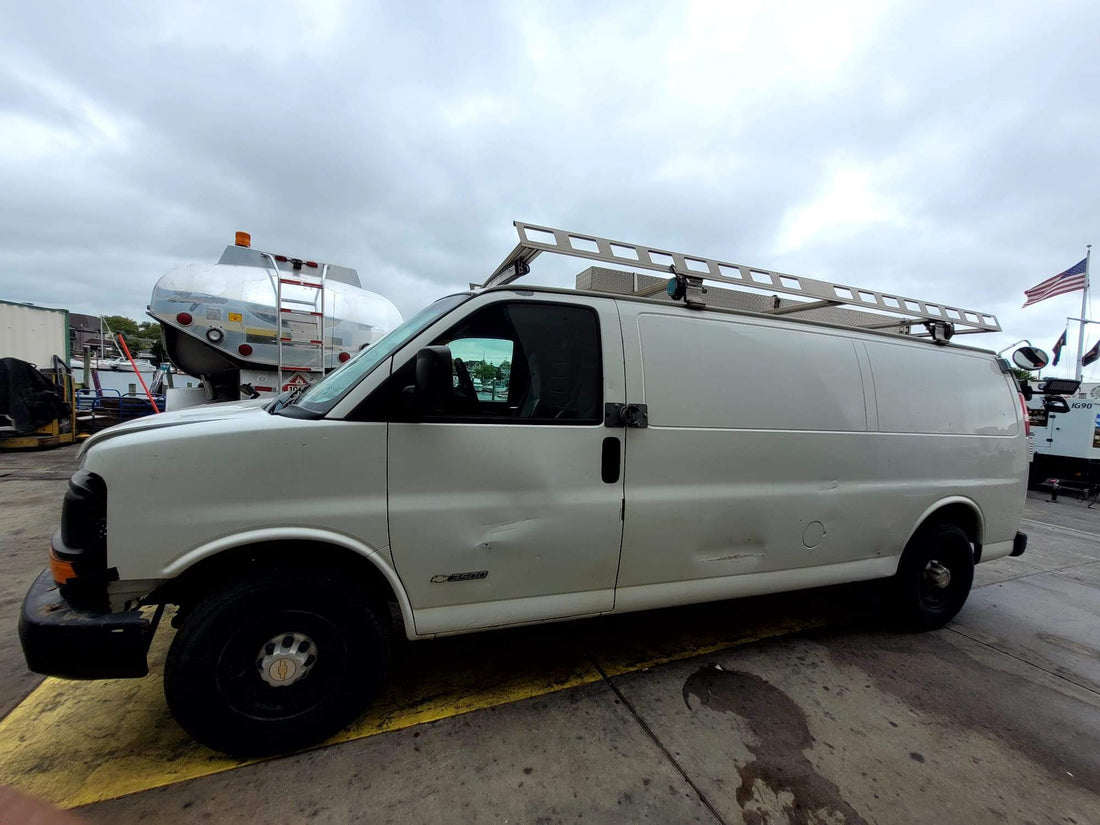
[1023,258,1088,307]
[1052,329,1067,366]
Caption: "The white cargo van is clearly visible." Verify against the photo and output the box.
[20,223,1037,756]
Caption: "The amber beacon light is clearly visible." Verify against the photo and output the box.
[235,231,251,248]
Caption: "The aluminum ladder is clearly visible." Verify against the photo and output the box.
[265,255,329,391]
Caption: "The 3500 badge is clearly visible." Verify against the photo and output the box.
[430,571,490,583]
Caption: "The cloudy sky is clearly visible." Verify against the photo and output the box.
[2,0,1098,375]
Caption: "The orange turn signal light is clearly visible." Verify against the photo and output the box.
[235,231,251,248]
[49,551,77,586]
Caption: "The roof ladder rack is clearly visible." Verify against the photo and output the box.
[482,221,1001,336]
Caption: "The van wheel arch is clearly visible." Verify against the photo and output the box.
[903,500,983,566]
[154,540,407,637]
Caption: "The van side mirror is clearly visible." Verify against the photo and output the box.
[1011,346,1049,371]
[412,346,453,413]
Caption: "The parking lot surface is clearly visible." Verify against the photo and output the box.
[1,445,1098,824]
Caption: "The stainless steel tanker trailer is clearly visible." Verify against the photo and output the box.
[148,232,402,402]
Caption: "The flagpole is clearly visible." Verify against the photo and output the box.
[1076,247,1092,381]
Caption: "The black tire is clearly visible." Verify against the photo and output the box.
[164,571,388,756]
[890,523,975,631]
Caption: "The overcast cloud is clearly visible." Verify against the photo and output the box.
[2,0,1099,375]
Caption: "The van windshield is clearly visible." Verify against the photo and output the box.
[289,293,471,415]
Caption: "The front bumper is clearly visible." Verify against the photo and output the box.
[18,569,160,679]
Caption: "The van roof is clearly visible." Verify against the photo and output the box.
[478,282,999,357]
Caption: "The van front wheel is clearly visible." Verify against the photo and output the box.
[891,523,974,631]
[164,572,388,756]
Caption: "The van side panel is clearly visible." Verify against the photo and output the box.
[863,340,1026,551]
[615,302,1026,604]
[864,341,1018,436]
[616,306,883,593]
[94,415,393,581]
[638,314,868,431]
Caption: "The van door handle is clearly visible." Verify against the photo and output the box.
[601,437,621,484]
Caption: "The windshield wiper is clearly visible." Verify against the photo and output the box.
[268,385,308,414]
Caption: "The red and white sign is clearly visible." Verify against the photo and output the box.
[282,373,312,392]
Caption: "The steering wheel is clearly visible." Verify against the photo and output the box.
[453,358,478,405]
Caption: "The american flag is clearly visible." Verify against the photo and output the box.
[1023,258,1088,307]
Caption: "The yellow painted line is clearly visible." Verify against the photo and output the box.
[0,599,839,809]
[593,614,835,678]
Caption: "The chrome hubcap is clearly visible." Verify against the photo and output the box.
[257,632,317,687]
[924,560,952,589]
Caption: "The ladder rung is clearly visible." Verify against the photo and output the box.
[276,258,325,384]
[279,308,323,317]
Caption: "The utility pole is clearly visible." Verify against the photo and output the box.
[1076,245,1092,382]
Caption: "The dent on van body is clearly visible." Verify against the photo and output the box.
[384,293,629,636]
[616,307,886,592]
[386,441,623,615]
[614,302,1026,599]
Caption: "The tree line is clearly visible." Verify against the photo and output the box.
[101,316,167,360]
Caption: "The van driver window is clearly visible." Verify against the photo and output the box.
[429,303,602,423]
[448,337,514,405]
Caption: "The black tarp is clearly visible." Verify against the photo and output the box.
[0,357,70,433]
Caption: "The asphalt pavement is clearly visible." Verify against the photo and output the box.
[1,446,1097,824]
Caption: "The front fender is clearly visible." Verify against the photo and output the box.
[164,527,419,641]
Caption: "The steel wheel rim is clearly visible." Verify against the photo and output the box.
[918,556,960,613]
[215,610,347,722]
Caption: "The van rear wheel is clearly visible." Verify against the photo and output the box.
[164,572,387,756]
[891,523,974,631]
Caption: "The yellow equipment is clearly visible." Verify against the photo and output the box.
[0,368,80,451]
